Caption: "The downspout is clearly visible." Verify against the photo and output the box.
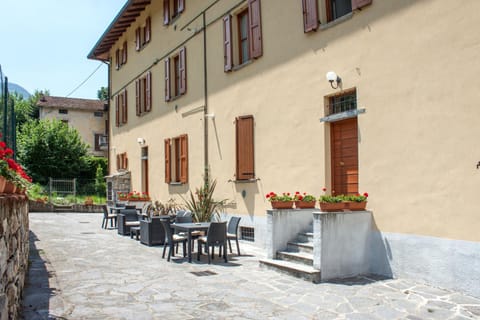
[2,76,7,144]
[103,59,111,175]
[203,11,209,185]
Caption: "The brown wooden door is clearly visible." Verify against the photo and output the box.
[141,147,149,194]
[331,118,358,195]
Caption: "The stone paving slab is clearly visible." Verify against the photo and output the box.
[21,212,480,320]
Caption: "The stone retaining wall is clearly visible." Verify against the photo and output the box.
[0,195,29,320]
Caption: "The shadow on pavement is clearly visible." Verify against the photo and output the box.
[20,231,59,320]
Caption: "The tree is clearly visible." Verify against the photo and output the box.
[97,87,108,101]
[16,119,89,185]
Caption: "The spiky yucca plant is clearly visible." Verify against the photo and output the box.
[182,178,226,222]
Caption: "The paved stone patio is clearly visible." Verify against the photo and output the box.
[22,212,480,319]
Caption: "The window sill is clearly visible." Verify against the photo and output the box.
[320,108,365,123]
[168,94,184,102]
[168,182,184,186]
[229,178,259,183]
[231,60,253,72]
[319,12,353,31]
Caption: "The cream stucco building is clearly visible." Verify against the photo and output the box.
[37,96,108,157]
[89,0,480,297]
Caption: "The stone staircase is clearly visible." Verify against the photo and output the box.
[259,229,321,283]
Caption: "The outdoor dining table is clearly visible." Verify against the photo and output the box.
[172,222,210,263]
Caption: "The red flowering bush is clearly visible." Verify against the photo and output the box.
[0,139,32,189]
[265,192,293,202]
[127,191,150,200]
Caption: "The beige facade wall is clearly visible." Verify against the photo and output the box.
[40,107,106,157]
[106,0,480,241]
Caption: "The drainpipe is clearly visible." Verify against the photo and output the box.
[203,11,209,186]
[103,59,111,175]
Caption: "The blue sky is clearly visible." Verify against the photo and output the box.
[0,0,127,99]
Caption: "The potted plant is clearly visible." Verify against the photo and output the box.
[182,177,226,222]
[293,191,316,209]
[266,192,294,209]
[318,188,346,212]
[344,192,368,211]
[127,191,151,201]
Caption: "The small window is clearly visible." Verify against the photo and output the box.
[117,152,128,171]
[59,109,68,114]
[326,89,357,116]
[136,17,151,51]
[115,42,128,69]
[164,134,188,184]
[165,47,186,101]
[136,72,152,116]
[326,0,352,22]
[115,90,128,127]
[94,111,104,117]
[223,0,262,72]
[95,133,108,151]
[61,119,69,124]
[164,0,185,25]
[303,0,372,29]
[240,226,254,242]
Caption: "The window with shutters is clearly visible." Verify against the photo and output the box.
[223,0,262,72]
[116,152,128,171]
[135,72,152,116]
[115,42,128,69]
[164,134,188,184]
[135,17,151,51]
[115,89,128,127]
[163,0,185,25]
[235,115,255,181]
[302,0,372,32]
[164,47,187,101]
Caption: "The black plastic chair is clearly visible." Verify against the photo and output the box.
[227,216,241,255]
[117,209,140,235]
[101,205,117,229]
[161,219,187,262]
[197,221,228,264]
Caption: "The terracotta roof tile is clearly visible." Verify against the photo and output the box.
[36,96,105,111]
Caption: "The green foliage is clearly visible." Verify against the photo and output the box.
[79,156,107,180]
[265,192,294,202]
[97,87,108,101]
[17,119,89,185]
[94,165,106,194]
[319,195,344,203]
[182,178,226,222]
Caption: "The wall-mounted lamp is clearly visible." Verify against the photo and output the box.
[205,113,215,119]
[326,71,342,89]
[137,138,145,145]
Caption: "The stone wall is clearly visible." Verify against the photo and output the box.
[0,195,29,320]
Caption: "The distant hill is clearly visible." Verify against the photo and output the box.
[8,82,30,99]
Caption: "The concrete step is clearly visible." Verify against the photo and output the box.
[259,258,320,283]
[296,232,314,243]
[276,251,313,266]
[286,241,313,254]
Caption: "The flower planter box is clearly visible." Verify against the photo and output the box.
[346,201,367,211]
[319,202,346,212]
[270,201,294,209]
[295,200,316,209]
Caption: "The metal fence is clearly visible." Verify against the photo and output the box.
[47,178,106,202]
[0,64,16,154]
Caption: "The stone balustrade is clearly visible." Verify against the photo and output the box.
[0,195,29,320]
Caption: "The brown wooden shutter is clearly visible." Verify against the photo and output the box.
[223,15,233,72]
[352,0,372,10]
[163,0,170,25]
[135,28,141,51]
[236,115,255,180]
[122,42,127,65]
[146,71,151,112]
[135,79,141,116]
[124,153,129,170]
[248,0,263,59]
[178,0,185,13]
[122,90,128,124]
[165,58,171,101]
[145,17,151,43]
[179,47,186,95]
[115,95,120,127]
[302,0,318,32]
[179,134,188,183]
[164,139,171,183]
[116,154,120,170]
[115,49,120,70]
